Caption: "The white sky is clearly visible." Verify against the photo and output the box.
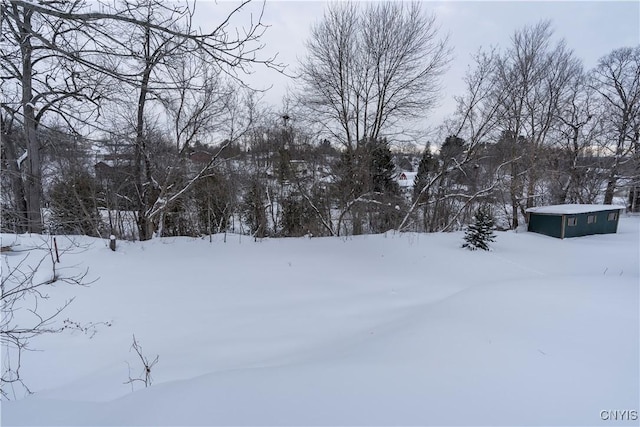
[195,1,640,132]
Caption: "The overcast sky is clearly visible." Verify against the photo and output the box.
[196,1,639,133]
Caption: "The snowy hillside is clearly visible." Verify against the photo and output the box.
[2,217,639,426]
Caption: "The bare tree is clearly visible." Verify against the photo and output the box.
[96,0,280,240]
[2,0,282,239]
[298,2,449,235]
[550,67,606,204]
[1,238,97,399]
[399,49,509,232]
[494,21,582,227]
[298,1,451,151]
[1,1,106,233]
[591,46,640,205]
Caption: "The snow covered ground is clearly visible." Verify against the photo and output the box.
[2,217,638,426]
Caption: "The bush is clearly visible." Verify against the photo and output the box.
[49,172,103,236]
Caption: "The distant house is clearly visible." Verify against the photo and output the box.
[526,204,625,239]
[94,160,134,182]
[189,151,214,164]
[94,161,113,178]
[289,159,311,176]
[395,171,417,193]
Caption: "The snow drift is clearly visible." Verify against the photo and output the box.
[1,217,638,425]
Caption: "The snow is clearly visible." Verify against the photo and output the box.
[1,217,639,426]
[16,151,28,169]
[526,204,626,215]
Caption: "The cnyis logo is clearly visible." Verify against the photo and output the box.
[600,410,638,421]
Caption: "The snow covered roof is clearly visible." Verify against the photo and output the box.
[526,204,626,215]
[395,171,417,188]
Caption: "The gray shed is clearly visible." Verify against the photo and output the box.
[526,204,625,239]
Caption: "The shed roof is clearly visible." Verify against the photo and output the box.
[526,204,625,215]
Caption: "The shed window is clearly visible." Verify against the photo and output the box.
[607,212,617,221]
[567,217,577,226]
[587,215,596,224]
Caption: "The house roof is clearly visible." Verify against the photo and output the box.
[526,204,626,215]
[395,171,417,188]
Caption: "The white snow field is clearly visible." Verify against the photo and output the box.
[1,217,638,426]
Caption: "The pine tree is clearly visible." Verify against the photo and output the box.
[440,135,465,163]
[462,205,496,251]
[367,138,399,195]
[241,179,268,238]
[413,145,437,202]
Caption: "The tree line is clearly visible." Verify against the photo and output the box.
[1,1,638,240]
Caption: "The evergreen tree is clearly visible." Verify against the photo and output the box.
[440,135,466,162]
[366,138,403,232]
[192,172,235,235]
[411,145,438,231]
[281,194,306,237]
[241,179,268,238]
[462,205,496,251]
[333,137,401,234]
[367,138,399,195]
[413,145,437,202]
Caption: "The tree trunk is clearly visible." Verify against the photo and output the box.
[604,131,626,205]
[19,6,43,233]
[2,130,29,232]
[603,173,617,205]
[509,159,520,229]
[134,34,153,241]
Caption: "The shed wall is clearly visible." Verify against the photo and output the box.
[528,213,564,238]
[529,209,621,238]
[564,211,620,237]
